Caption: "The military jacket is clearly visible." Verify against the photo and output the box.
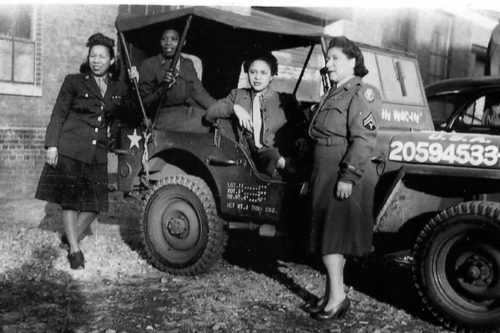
[309,76,381,183]
[44,73,136,164]
[139,55,215,116]
[206,88,299,159]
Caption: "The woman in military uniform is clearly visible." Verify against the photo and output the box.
[139,28,215,132]
[35,33,139,269]
[304,37,381,320]
[205,51,301,179]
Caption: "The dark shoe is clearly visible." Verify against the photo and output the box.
[313,297,350,321]
[303,299,326,315]
[67,251,85,270]
[59,234,69,250]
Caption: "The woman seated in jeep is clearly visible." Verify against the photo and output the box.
[138,28,216,132]
[205,51,306,179]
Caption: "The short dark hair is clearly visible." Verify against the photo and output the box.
[328,36,369,77]
[79,33,120,79]
[243,51,278,76]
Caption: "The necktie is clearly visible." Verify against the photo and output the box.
[96,77,107,97]
[252,93,263,149]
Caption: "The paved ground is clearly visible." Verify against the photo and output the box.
[0,193,451,332]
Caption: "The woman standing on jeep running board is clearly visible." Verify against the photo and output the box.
[35,33,139,270]
[304,37,381,321]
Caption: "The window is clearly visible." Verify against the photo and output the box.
[462,96,485,126]
[0,5,35,84]
[428,95,459,128]
[427,14,452,83]
[462,93,500,128]
[364,51,426,106]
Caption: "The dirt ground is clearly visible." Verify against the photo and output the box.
[0,193,452,333]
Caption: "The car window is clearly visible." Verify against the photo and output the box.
[462,96,485,126]
[428,95,457,124]
[461,93,500,128]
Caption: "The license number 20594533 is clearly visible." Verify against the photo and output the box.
[388,140,500,167]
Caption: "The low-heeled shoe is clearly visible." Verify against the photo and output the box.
[68,251,85,270]
[313,297,350,321]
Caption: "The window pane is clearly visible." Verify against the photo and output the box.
[376,54,424,105]
[0,39,12,80]
[398,58,425,105]
[463,96,485,125]
[13,41,34,82]
[14,5,32,39]
[428,96,457,124]
[0,6,14,37]
[362,51,382,93]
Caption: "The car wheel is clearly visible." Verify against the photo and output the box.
[412,201,500,332]
[141,175,226,275]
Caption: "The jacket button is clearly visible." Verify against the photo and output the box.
[98,116,102,122]
[91,140,97,145]
[85,93,88,98]
[265,128,269,132]
[95,128,99,133]
[100,105,104,110]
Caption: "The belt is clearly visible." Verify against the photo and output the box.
[313,135,347,146]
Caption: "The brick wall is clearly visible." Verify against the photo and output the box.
[0,4,119,198]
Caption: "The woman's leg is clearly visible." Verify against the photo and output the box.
[322,253,347,311]
[76,211,97,240]
[62,210,80,254]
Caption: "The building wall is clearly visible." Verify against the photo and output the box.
[323,7,498,85]
[0,4,118,198]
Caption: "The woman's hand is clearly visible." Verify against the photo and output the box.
[335,180,353,200]
[162,70,177,89]
[46,147,58,167]
[127,66,139,82]
[276,156,286,169]
[233,104,252,131]
[295,138,309,154]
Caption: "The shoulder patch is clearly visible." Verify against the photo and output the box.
[363,112,376,131]
[364,88,374,102]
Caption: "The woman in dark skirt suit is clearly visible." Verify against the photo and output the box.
[304,37,381,320]
[35,33,139,269]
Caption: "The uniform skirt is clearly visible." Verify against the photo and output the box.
[35,154,108,212]
[308,142,376,257]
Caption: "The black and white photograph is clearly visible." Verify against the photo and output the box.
[1,1,500,332]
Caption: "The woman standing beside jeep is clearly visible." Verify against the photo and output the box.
[35,33,139,270]
[305,36,381,321]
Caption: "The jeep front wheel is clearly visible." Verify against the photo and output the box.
[412,201,500,332]
[141,175,226,275]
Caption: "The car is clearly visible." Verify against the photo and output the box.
[426,76,500,134]
[114,6,500,332]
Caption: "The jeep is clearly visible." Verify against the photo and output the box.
[114,7,500,332]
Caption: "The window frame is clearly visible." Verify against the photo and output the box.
[0,5,41,97]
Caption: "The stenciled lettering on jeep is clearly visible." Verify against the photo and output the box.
[381,107,424,124]
[389,133,500,168]
[225,182,277,215]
